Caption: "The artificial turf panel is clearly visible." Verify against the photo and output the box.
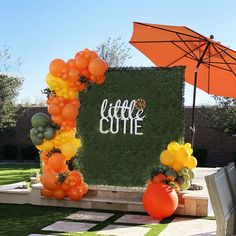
[76,67,185,187]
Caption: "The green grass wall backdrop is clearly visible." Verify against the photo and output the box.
[76,67,185,187]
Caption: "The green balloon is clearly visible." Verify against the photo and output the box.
[38,126,45,132]
[30,128,38,136]
[180,180,191,190]
[183,174,191,181]
[188,169,195,181]
[31,136,43,145]
[165,169,177,180]
[44,127,56,140]
[31,113,50,128]
[37,133,44,139]
[176,176,185,185]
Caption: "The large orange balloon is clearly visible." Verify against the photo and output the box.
[41,172,59,190]
[75,54,89,69]
[48,153,66,172]
[50,59,69,77]
[61,103,78,120]
[48,103,61,116]
[143,183,178,219]
[88,58,108,76]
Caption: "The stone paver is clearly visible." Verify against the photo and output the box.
[42,221,96,233]
[159,217,216,236]
[28,234,53,236]
[66,210,113,221]
[115,214,159,225]
[97,224,150,236]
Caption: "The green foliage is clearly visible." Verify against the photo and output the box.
[206,96,236,136]
[76,67,184,186]
[96,37,132,67]
[0,46,23,135]
[0,74,23,135]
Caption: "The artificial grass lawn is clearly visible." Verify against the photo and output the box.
[0,204,172,236]
[0,163,40,185]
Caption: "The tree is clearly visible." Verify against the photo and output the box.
[207,96,236,136]
[96,37,132,67]
[0,46,23,135]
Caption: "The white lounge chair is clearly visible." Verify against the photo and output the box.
[205,167,236,236]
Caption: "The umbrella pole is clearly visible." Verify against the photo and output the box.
[190,41,211,148]
[190,68,198,147]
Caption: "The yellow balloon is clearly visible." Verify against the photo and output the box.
[73,138,82,148]
[60,142,78,160]
[172,161,184,172]
[53,130,76,147]
[167,141,180,152]
[176,147,190,163]
[184,142,193,155]
[160,150,174,166]
[184,156,198,170]
[36,140,54,151]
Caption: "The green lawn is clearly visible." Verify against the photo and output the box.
[0,204,172,236]
[0,164,172,235]
[0,163,40,185]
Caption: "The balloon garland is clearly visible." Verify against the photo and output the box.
[29,49,108,200]
[143,141,198,219]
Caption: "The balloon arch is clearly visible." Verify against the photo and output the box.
[29,49,108,200]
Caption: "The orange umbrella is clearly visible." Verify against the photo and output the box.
[130,22,236,146]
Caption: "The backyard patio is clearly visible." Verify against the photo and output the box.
[0,164,218,235]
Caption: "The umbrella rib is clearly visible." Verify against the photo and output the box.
[203,47,229,61]
[202,61,232,72]
[214,44,236,62]
[130,40,205,43]
[212,44,236,77]
[167,42,207,67]
[209,61,236,65]
[135,22,206,40]
[176,33,198,60]
[171,42,197,60]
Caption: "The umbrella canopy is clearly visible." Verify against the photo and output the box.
[130,22,236,146]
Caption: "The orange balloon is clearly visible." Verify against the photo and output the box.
[75,54,89,69]
[80,182,88,195]
[61,103,78,120]
[142,183,178,219]
[66,187,83,201]
[41,172,59,190]
[67,59,76,67]
[68,66,80,81]
[41,187,54,198]
[48,153,66,172]
[50,59,69,77]
[70,170,83,185]
[48,104,61,116]
[95,76,105,85]
[88,58,108,76]
[53,188,66,200]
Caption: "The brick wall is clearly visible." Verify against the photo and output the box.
[0,107,235,166]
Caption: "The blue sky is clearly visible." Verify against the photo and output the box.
[1,0,236,105]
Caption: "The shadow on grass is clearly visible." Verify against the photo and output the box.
[0,204,76,236]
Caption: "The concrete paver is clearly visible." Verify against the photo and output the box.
[159,217,216,236]
[115,214,159,225]
[97,224,151,236]
[42,221,96,233]
[66,210,113,221]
